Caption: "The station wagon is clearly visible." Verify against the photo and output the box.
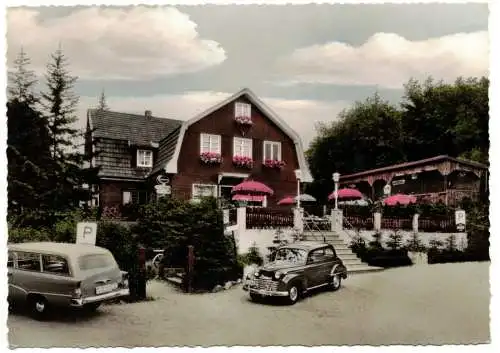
[7,242,130,319]
[243,241,348,304]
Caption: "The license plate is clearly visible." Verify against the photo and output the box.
[96,283,118,295]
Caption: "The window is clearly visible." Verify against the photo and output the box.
[8,251,14,268]
[233,137,253,158]
[78,254,117,271]
[192,184,218,202]
[263,141,282,161]
[324,247,336,258]
[200,134,221,154]
[235,102,251,118]
[123,190,148,205]
[42,254,70,276]
[17,252,41,272]
[308,249,326,263]
[137,149,153,168]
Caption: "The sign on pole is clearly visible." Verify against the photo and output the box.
[455,210,466,232]
[223,209,229,225]
[76,222,98,245]
[155,184,171,196]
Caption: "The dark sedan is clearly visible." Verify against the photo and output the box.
[243,241,348,304]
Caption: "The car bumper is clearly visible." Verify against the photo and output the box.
[244,285,289,297]
[70,288,130,307]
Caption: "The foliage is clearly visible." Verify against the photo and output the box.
[405,232,427,252]
[8,227,52,244]
[8,47,38,103]
[306,76,489,202]
[239,243,264,266]
[368,231,384,251]
[459,200,489,261]
[386,230,403,251]
[97,89,110,111]
[140,197,242,291]
[96,222,139,272]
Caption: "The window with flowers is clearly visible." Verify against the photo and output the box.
[234,102,252,125]
[263,141,285,169]
[233,137,253,168]
[200,133,222,164]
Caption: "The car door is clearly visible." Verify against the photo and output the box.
[305,249,327,288]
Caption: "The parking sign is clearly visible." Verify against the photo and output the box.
[76,222,98,245]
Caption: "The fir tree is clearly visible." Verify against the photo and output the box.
[8,47,38,103]
[97,89,109,111]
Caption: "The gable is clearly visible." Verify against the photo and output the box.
[163,88,313,182]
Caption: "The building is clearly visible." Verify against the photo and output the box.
[339,155,488,206]
[85,88,312,217]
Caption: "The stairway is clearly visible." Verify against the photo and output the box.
[302,231,383,274]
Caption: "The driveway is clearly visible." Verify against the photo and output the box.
[8,262,489,347]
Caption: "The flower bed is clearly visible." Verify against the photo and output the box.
[233,155,253,169]
[200,152,222,165]
[263,159,286,169]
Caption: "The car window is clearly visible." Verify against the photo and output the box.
[273,248,307,264]
[78,253,117,271]
[308,249,326,263]
[7,251,14,268]
[42,254,70,276]
[324,247,336,258]
[17,252,42,272]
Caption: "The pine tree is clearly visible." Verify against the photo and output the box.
[97,89,109,111]
[8,47,38,103]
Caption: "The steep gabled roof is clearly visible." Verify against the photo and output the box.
[87,109,183,145]
[150,126,182,175]
[162,88,313,182]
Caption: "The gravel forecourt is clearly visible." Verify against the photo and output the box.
[8,262,490,347]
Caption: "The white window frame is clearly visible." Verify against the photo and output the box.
[122,191,132,205]
[234,102,251,118]
[263,141,282,161]
[233,137,253,158]
[191,183,218,202]
[200,133,222,154]
[137,149,153,168]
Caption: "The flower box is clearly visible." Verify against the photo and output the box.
[200,152,222,165]
[263,159,286,169]
[234,115,253,125]
[233,155,253,169]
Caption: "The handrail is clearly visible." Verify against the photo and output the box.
[302,210,327,243]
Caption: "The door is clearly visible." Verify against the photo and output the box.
[306,249,329,287]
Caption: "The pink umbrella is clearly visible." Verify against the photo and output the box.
[277,196,295,205]
[231,180,274,195]
[328,188,363,201]
[383,193,417,206]
[232,194,265,202]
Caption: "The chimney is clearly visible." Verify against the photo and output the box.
[145,110,152,118]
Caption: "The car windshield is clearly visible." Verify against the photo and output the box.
[78,254,117,271]
[272,248,307,264]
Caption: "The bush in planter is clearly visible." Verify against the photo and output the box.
[386,230,403,251]
[242,243,264,266]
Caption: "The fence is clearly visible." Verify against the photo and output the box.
[343,215,374,230]
[418,216,456,233]
[380,217,413,231]
[246,207,294,229]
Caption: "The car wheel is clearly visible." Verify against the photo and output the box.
[249,293,261,302]
[287,284,300,305]
[83,303,101,312]
[330,273,342,291]
[29,295,49,320]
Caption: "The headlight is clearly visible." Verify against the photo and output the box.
[275,271,283,280]
[254,270,260,277]
[73,287,82,298]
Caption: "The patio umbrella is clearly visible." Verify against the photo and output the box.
[383,193,417,206]
[231,180,274,196]
[338,198,370,206]
[232,194,266,202]
[278,194,317,205]
[328,188,363,201]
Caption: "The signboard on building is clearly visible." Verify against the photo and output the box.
[155,184,171,196]
[455,210,466,232]
[392,179,405,186]
[76,222,97,245]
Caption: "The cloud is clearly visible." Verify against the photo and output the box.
[279,31,488,89]
[7,7,226,80]
[77,91,350,148]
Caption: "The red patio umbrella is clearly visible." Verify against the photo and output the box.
[328,188,363,201]
[231,180,274,196]
[277,196,295,205]
[232,194,266,202]
[383,193,417,206]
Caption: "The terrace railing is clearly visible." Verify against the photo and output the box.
[380,217,413,231]
[343,215,374,230]
[418,216,456,233]
[246,207,294,229]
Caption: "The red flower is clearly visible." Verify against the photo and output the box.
[263,159,286,169]
[232,155,253,168]
[200,152,222,164]
[234,115,253,125]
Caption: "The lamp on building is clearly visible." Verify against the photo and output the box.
[383,183,391,198]
[294,169,302,209]
[333,172,340,210]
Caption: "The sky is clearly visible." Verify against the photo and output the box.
[6,3,489,148]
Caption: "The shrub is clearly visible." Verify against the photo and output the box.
[368,231,383,250]
[405,232,427,252]
[239,243,264,266]
[8,226,52,243]
[386,230,403,250]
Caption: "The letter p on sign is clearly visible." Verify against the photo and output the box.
[76,222,98,245]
